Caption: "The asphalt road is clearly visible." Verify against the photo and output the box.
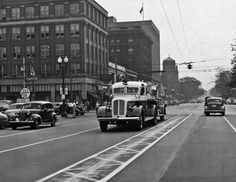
[0,104,235,182]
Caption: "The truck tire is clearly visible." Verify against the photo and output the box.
[137,115,144,131]
[100,122,108,132]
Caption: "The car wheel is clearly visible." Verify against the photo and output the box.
[137,115,144,131]
[12,125,17,130]
[160,115,165,121]
[100,122,108,132]
[152,112,158,126]
[51,117,56,127]
[33,120,39,129]
[205,112,209,116]
[0,124,5,129]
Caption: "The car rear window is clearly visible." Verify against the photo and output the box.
[207,99,222,103]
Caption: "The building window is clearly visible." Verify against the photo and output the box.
[0,65,5,78]
[12,27,21,40]
[71,43,80,57]
[128,47,134,55]
[26,26,35,39]
[55,25,64,38]
[70,23,80,37]
[116,39,120,43]
[40,45,50,58]
[116,48,120,54]
[0,28,6,41]
[12,46,21,59]
[41,63,50,77]
[26,45,35,59]
[0,9,6,20]
[128,38,133,43]
[41,25,49,39]
[12,8,20,20]
[40,5,49,17]
[70,3,79,16]
[12,64,20,78]
[26,7,34,18]
[71,63,80,75]
[55,4,64,17]
[0,47,7,60]
[55,44,64,57]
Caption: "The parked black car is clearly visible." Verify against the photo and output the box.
[9,101,57,130]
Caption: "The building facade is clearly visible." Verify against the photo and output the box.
[108,17,161,83]
[0,0,108,103]
[108,17,153,82]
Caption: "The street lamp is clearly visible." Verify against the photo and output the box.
[58,56,68,117]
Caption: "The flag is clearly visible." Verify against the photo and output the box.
[30,65,35,76]
[139,6,143,14]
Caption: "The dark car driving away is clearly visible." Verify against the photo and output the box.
[9,101,57,130]
[204,97,225,116]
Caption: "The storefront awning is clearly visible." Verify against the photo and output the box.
[87,91,100,99]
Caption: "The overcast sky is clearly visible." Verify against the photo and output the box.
[96,0,236,90]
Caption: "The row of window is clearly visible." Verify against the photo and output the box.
[110,48,134,55]
[0,24,80,41]
[0,43,80,60]
[0,2,107,29]
[0,63,106,78]
[110,38,134,44]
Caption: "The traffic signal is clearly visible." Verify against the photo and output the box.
[187,63,192,69]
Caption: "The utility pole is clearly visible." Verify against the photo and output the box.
[22,58,26,88]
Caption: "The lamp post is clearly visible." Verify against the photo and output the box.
[58,56,68,117]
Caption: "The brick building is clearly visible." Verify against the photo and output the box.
[0,0,108,104]
[108,17,161,83]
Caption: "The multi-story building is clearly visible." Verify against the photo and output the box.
[108,17,152,82]
[108,17,161,83]
[0,0,108,103]
[161,57,179,97]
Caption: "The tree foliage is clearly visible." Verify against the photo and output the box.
[178,77,205,101]
[213,69,231,98]
[230,40,236,87]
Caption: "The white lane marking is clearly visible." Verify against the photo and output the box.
[223,116,236,133]
[0,128,98,154]
[100,114,192,182]
[0,121,91,139]
[36,114,191,182]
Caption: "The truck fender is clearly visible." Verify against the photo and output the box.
[97,106,112,117]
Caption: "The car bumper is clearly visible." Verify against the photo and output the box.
[204,109,225,113]
[97,116,140,124]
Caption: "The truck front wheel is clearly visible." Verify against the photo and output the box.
[100,122,108,132]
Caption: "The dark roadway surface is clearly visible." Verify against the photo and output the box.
[0,104,236,182]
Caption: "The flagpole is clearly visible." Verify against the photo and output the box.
[142,2,144,21]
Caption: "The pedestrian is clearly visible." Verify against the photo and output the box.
[95,101,100,114]
[85,100,90,112]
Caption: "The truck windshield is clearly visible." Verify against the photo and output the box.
[127,87,139,94]
[114,88,125,94]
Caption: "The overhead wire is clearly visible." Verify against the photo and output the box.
[159,0,184,59]
[176,0,191,61]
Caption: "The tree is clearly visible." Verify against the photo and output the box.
[213,69,231,98]
[230,40,236,87]
[178,77,206,102]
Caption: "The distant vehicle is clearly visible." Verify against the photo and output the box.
[204,97,225,116]
[52,102,62,115]
[0,100,12,112]
[9,101,57,130]
[97,81,166,132]
[0,112,8,129]
[5,103,25,126]
[57,102,85,116]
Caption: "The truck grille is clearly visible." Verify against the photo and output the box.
[113,100,125,115]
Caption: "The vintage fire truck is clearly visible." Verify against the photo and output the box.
[97,81,166,132]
